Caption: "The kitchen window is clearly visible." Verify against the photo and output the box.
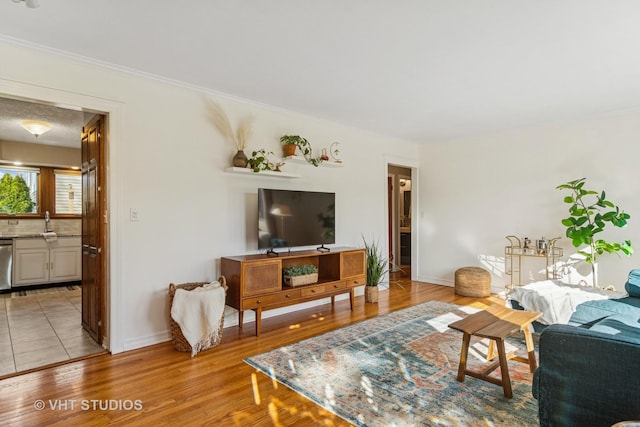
[0,164,81,218]
[54,170,81,215]
[0,165,39,214]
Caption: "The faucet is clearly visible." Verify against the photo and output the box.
[44,211,50,232]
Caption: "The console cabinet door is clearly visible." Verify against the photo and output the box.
[242,259,281,296]
[341,250,365,278]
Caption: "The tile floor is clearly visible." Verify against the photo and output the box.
[0,286,104,376]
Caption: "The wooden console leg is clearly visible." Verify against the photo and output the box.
[238,310,244,329]
[255,308,262,336]
[349,289,355,310]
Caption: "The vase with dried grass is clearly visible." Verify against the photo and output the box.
[209,101,254,168]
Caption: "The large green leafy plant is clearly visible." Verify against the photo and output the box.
[557,178,633,286]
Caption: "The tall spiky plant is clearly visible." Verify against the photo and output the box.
[363,236,388,287]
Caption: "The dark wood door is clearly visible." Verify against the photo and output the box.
[388,176,393,264]
[81,115,104,343]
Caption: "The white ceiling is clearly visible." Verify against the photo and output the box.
[1,0,640,145]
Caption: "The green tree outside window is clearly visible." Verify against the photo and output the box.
[0,173,35,214]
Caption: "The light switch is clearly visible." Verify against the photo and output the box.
[130,208,140,222]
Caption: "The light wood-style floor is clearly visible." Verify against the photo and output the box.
[0,271,505,426]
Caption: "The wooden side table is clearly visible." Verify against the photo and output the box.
[448,305,541,398]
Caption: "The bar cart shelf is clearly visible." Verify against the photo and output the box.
[505,235,563,290]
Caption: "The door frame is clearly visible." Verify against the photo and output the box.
[384,155,418,281]
[0,78,125,354]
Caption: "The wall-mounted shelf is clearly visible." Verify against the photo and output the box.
[283,155,343,168]
[224,167,300,179]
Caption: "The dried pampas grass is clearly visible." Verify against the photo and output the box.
[208,101,254,151]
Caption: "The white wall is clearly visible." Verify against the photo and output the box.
[418,114,640,291]
[0,40,418,352]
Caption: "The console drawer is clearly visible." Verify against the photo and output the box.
[301,284,326,298]
[346,275,366,287]
[242,289,302,309]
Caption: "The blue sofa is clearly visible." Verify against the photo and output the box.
[532,270,640,426]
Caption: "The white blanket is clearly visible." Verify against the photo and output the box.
[510,280,627,325]
[171,282,226,357]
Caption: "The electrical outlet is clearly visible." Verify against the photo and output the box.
[130,209,140,222]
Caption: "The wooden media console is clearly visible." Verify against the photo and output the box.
[221,247,366,335]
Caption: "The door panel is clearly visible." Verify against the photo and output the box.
[81,115,104,343]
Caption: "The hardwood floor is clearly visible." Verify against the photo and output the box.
[0,273,505,426]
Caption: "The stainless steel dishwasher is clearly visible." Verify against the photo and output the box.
[0,239,12,291]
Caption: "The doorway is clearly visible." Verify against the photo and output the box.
[387,165,413,274]
[0,95,108,377]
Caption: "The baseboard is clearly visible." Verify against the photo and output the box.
[123,331,171,351]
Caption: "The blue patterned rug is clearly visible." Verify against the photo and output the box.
[244,300,538,426]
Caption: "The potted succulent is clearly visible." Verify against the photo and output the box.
[557,177,633,286]
[283,264,319,287]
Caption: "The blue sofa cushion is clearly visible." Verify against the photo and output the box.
[588,313,640,344]
[626,269,640,297]
[568,296,640,327]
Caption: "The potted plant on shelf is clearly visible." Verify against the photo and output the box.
[557,177,633,287]
[280,134,324,166]
[247,149,284,173]
[280,135,301,157]
[283,264,319,287]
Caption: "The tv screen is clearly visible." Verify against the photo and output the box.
[258,188,335,250]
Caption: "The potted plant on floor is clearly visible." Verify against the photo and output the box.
[363,237,388,303]
[557,177,633,287]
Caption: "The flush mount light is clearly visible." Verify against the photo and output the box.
[20,120,52,137]
[11,0,40,8]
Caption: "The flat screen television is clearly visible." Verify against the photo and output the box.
[258,188,335,251]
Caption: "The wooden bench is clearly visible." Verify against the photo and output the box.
[448,305,541,398]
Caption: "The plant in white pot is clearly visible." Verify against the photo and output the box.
[557,177,633,287]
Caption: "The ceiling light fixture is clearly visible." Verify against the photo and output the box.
[20,120,52,137]
[11,0,40,8]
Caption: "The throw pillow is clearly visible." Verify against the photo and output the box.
[625,269,640,297]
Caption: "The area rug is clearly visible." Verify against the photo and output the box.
[244,300,538,427]
[11,285,80,297]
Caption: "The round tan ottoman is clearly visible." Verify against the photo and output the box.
[454,267,491,297]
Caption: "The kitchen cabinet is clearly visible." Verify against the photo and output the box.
[13,237,82,286]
